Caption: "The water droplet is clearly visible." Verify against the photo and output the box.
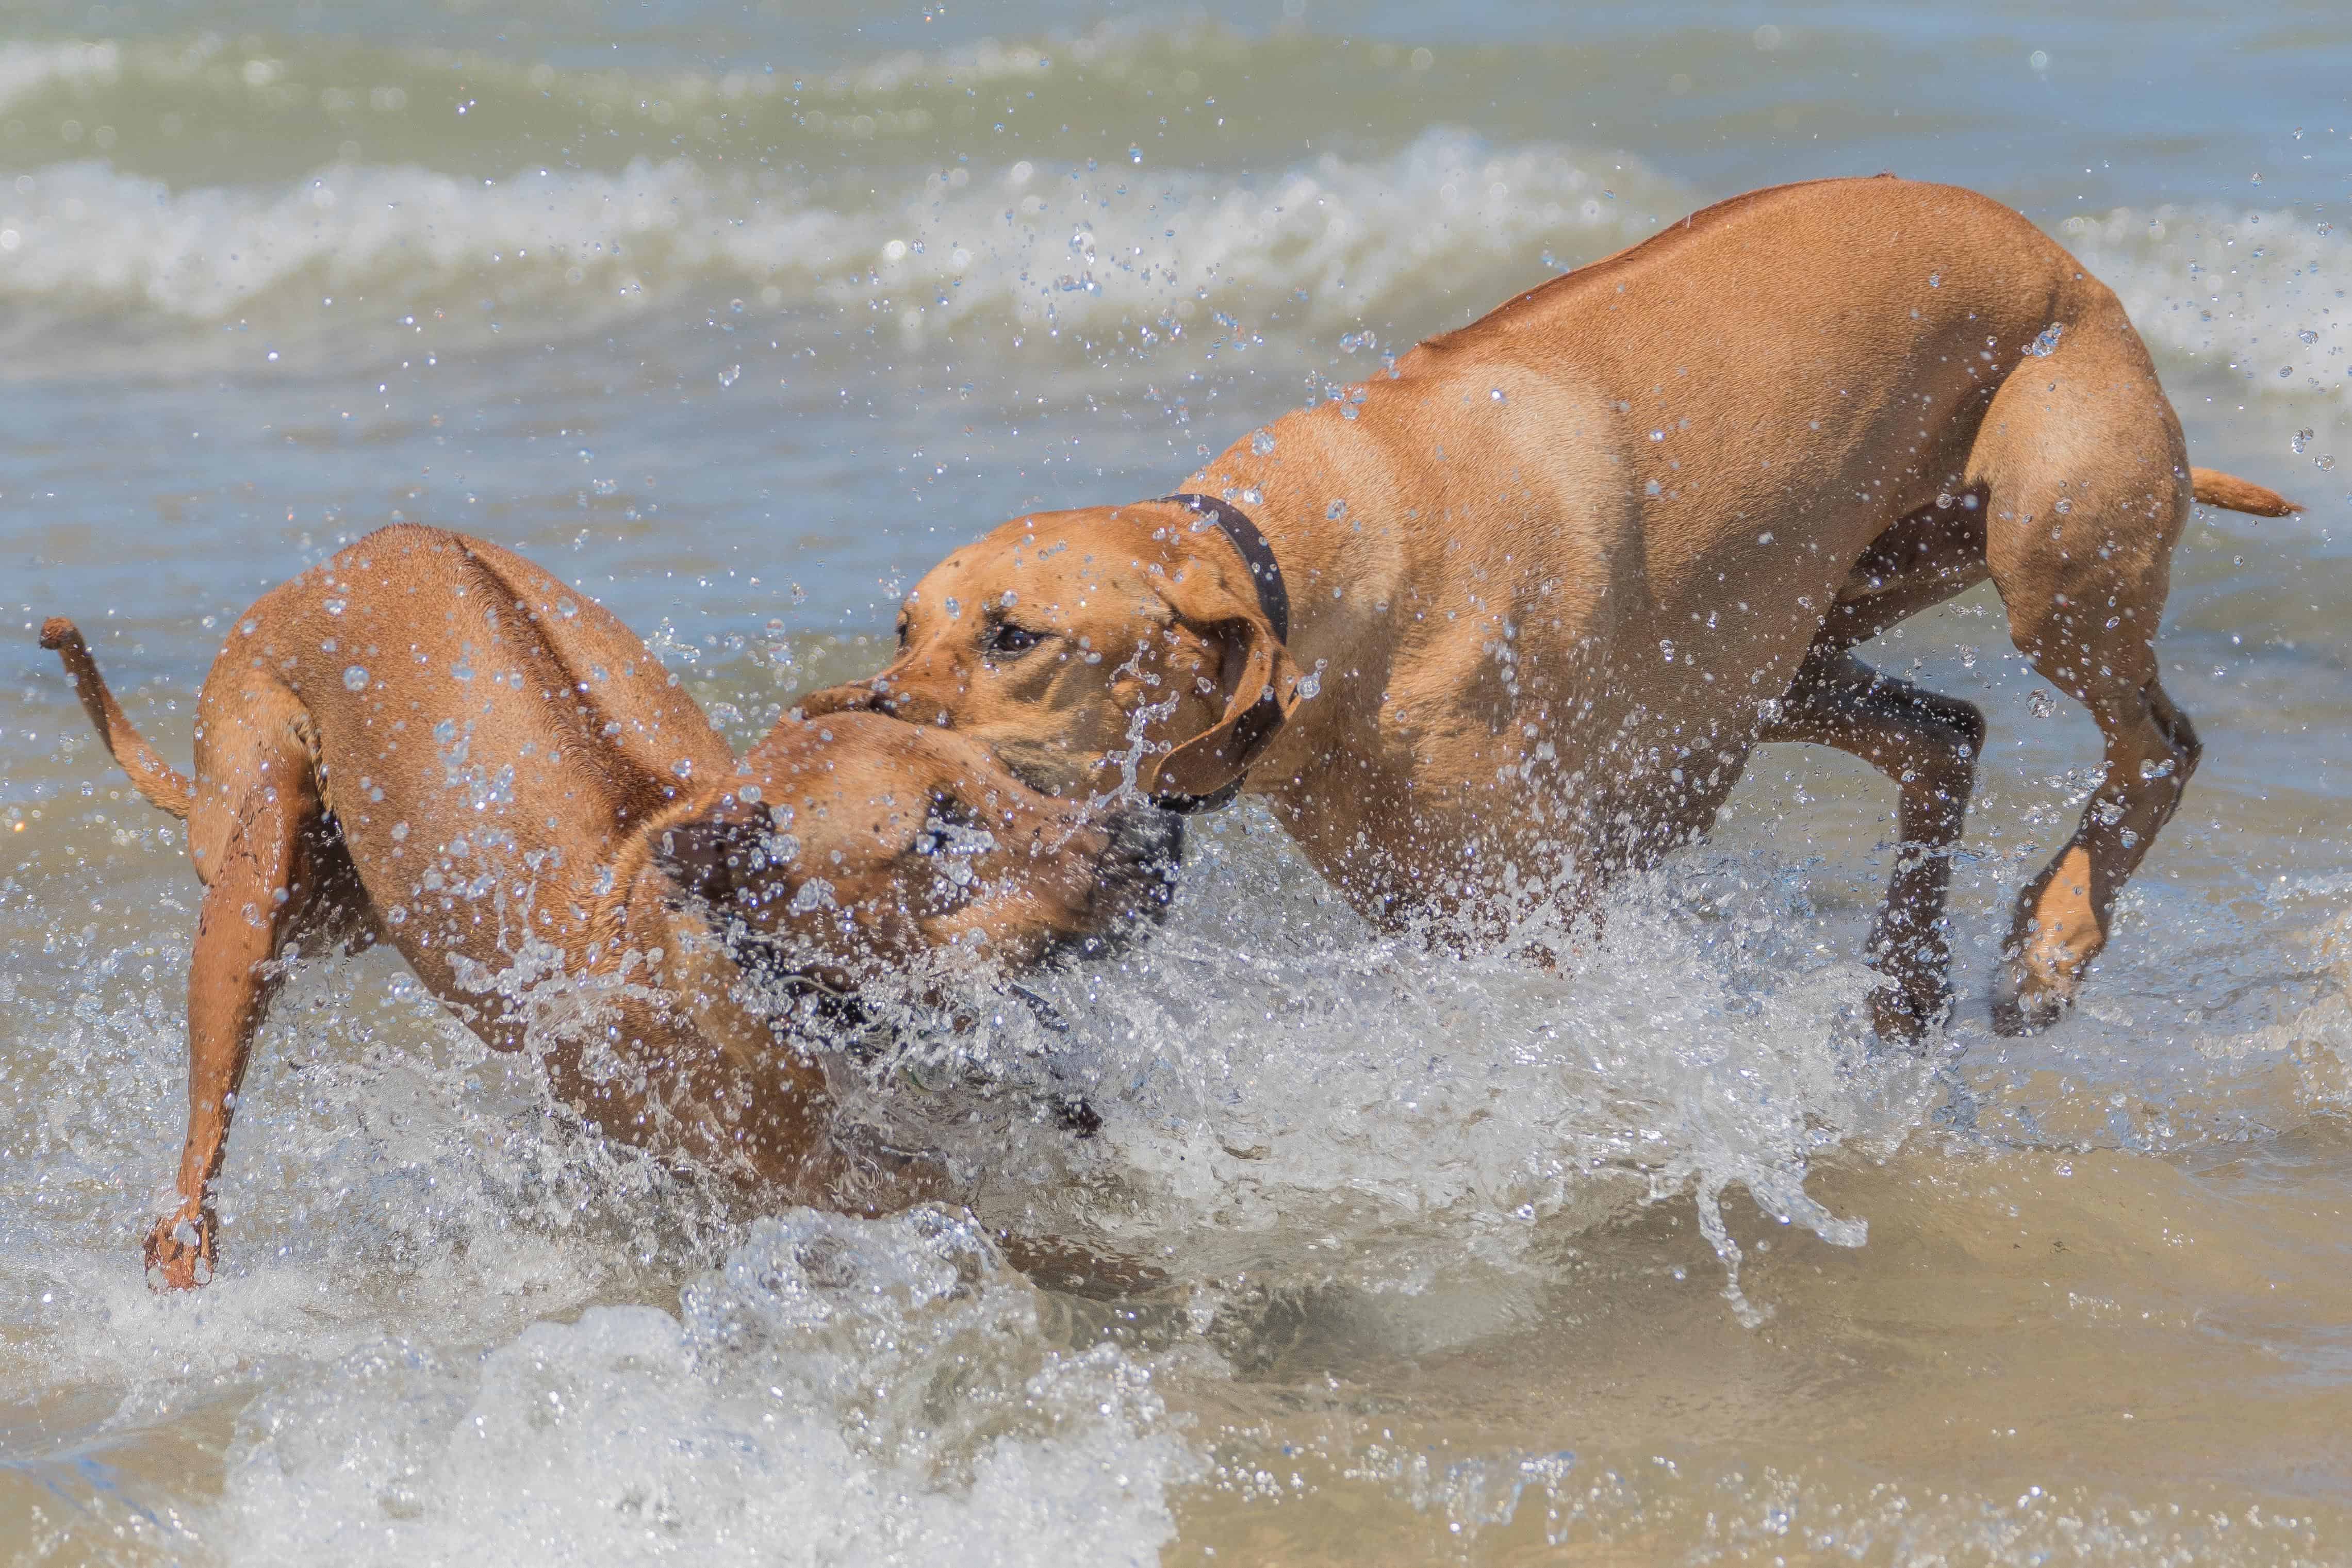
[718,364,741,388]
[739,784,762,804]
[1658,638,1676,662]
[1649,429,1666,441]
[2026,323,2064,357]
[944,596,962,620]
[1489,387,1507,403]
[342,665,370,690]
[2250,172,2263,186]
[999,589,1017,608]
[2299,329,2320,346]
[557,597,578,618]
[2320,455,2337,472]
[2293,428,2314,454]
[2028,689,2055,719]
[2054,498,2071,515]
[1293,670,1322,700]
[1326,499,1348,521]
[391,821,409,841]
[2279,366,2294,378]
[1128,144,1143,163]
[324,596,346,615]
[2028,48,2049,71]
[451,658,473,682]
[1252,428,1277,456]
[240,618,259,636]
[1928,271,1941,288]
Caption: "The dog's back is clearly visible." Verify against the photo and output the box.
[198,525,737,992]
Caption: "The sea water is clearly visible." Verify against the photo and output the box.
[3,2,2349,1562]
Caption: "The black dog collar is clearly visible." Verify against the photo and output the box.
[1153,493,1290,815]
[1162,492,1290,643]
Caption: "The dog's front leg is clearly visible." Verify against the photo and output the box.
[147,774,316,1289]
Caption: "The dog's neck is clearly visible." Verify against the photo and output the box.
[1174,406,1413,770]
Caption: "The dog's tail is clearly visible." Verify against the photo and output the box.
[2190,467,2300,518]
[39,618,192,820]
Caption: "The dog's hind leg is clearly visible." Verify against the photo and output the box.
[1966,303,2200,1034]
[1762,643,1984,1043]
[1818,494,1991,653]
[147,681,336,1289]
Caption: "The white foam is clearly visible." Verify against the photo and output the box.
[210,1209,1199,1565]
[0,132,1684,354]
[3,138,2343,417]
[0,40,119,112]
[857,805,1944,1328]
[2058,205,2352,404]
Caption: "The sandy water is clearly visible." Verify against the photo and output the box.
[2,1,2349,1561]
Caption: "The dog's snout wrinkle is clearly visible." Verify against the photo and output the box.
[797,680,895,719]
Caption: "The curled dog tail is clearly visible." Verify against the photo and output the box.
[39,617,192,820]
[2190,467,2301,518]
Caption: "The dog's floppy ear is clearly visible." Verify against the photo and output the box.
[651,793,773,907]
[1149,559,1304,801]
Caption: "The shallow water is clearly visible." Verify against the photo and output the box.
[3,1,2349,1562]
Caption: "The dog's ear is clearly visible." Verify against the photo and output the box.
[651,794,769,906]
[1149,558,1304,801]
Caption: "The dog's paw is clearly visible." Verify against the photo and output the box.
[1869,973,1952,1052]
[1991,956,2077,1037]
[142,1211,215,1292]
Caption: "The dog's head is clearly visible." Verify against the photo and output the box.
[646,711,1180,992]
[796,501,1303,806]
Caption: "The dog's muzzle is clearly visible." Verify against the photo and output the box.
[1097,803,1185,925]
[1047,804,1183,968]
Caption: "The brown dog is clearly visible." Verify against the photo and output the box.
[803,176,2299,1041]
[44,525,1177,1289]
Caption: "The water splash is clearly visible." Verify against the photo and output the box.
[212,1209,1202,1564]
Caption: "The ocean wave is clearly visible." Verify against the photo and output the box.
[2059,204,2351,399]
[0,131,1688,370]
[0,23,1456,183]
[0,118,2342,402]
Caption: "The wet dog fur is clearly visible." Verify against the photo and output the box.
[44,525,1178,1289]
[802,176,2299,1043]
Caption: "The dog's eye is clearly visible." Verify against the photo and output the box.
[984,621,1046,657]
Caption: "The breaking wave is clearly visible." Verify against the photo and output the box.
[0,134,2341,410]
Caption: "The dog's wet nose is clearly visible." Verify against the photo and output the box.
[1098,803,1185,925]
